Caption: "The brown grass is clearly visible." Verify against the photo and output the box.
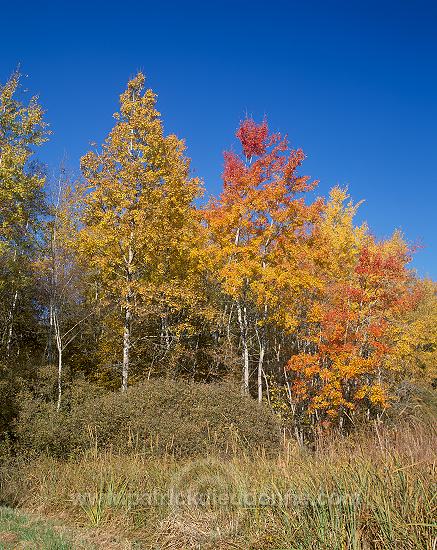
[1,418,436,549]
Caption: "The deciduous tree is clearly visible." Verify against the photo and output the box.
[205,118,321,397]
[75,73,204,390]
[0,70,49,356]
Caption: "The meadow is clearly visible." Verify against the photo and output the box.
[1,390,435,549]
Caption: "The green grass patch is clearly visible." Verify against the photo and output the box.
[0,507,92,549]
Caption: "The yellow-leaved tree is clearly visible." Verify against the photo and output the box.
[387,277,437,388]
[74,73,204,390]
[0,70,49,356]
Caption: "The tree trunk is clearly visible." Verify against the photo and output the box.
[56,348,63,411]
[258,342,265,403]
[51,308,64,411]
[237,301,249,395]
[6,289,18,356]
[256,304,268,403]
[122,296,131,392]
[122,237,134,392]
[56,331,63,411]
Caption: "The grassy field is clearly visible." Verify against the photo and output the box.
[1,419,436,549]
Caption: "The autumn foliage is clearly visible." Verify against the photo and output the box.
[287,237,418,422]
[1,70,435,437]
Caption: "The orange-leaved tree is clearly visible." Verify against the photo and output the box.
[205,118,321,397]
[286,191,418,428]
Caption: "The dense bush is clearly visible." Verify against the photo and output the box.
[14,379,281,458]
[0,361,30,439]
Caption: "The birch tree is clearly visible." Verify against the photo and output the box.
[36,168,94,409]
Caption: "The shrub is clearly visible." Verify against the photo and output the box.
[14,379,281,458]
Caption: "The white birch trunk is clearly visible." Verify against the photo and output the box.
[122,241,134,392]
[122,299,131,392]
[237,301,249,395]
[6,289,18,356]
[258,342,265,403]
[54,309,63,411]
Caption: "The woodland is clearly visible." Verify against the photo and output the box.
[0,70,435,549]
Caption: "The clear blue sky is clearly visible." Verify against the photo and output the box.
[1,0,436,278]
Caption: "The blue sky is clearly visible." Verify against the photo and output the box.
[1,0,436,278]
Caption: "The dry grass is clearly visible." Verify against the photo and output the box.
[1,418,436,549]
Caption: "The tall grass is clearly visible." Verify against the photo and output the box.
[1,418,435,549]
